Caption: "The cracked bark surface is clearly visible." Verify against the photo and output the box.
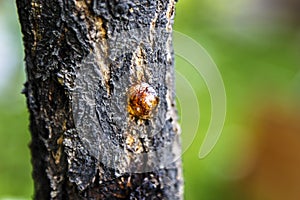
[17,0,183,199]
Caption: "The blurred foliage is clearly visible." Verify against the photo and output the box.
[0,0,33,199]
[0,0,299,199]
[174,0,300,200]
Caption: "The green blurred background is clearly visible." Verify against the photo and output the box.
[1,0,300,199]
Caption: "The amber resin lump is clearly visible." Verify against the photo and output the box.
[128,83,159,119]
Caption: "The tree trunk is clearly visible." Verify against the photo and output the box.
[17,0,183,199]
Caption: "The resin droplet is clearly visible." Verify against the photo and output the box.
[128,83,159,119]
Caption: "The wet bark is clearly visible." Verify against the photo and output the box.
[17,0,183,199]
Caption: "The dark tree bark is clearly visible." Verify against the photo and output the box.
[17,0,183,199]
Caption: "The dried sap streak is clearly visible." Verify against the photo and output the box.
[128,83,159,119]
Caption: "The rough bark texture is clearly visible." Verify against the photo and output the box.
[17,0,183,199]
